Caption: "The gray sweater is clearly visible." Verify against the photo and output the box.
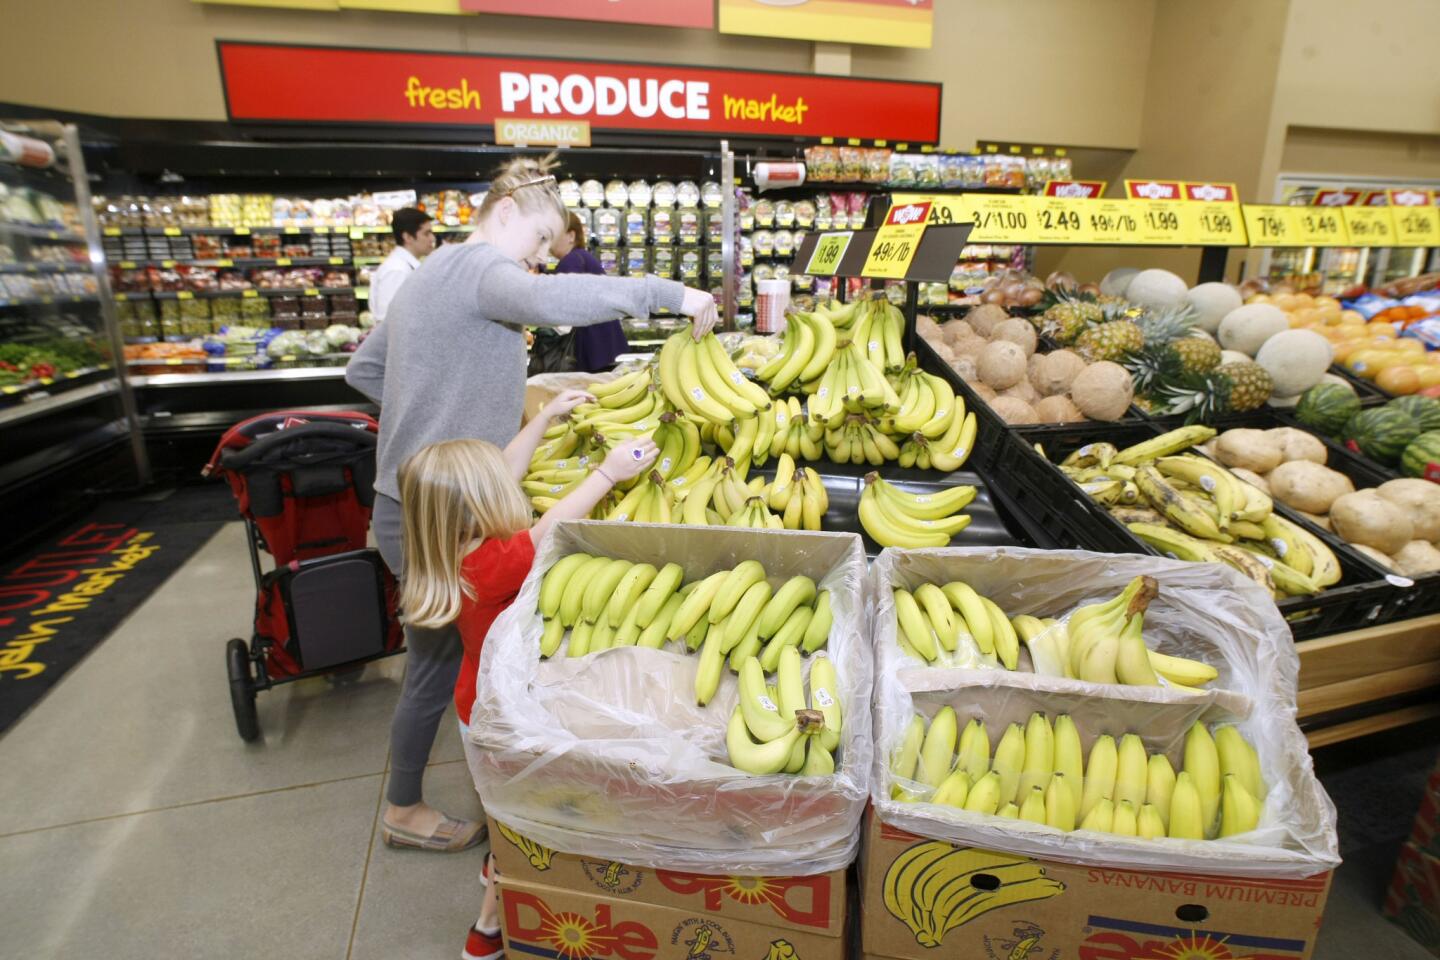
[345,240,684,500]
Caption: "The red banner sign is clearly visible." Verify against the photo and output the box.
[1183,181,1237,202]
[459,0,713,28]
[1390,188,1435,207]
[1125,179,1183,201]
[217,42,942,142]
[1313,188,1360,206]
[1043,180,1106,198]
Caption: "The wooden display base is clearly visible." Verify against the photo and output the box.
[1298,613,1440,746]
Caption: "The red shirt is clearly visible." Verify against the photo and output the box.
[454,529,536,723]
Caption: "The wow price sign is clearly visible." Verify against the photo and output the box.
[864,201,931,279]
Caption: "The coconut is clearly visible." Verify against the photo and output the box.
[1217,303,1289,357]
[1126,269,1189,309]
[952,335,989,360]
[972,382,999,402]
[1069,361,1134,422]
[931,342,958,365]
[977,340,1028,390]
[951,356,978,382]
[990,396,1040,425]
[1001,380,1039,404]
[942,320,977,345]
[1037,350,1087,396]
[992,317,1038,356]
[1027,353,1047,393]
[1100,267,1139,298]
[917,314,945,344]
[1185,282,1244,335]
[966,303,1010,338]
[1254,329,1334,396]
[1034,395,1085,423]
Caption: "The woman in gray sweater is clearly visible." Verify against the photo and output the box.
[345,155,716,851]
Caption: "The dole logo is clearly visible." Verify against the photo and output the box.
[655,870,832,929]
[888,202,931,226]
[1187,183,1234,202]
[1131,181,1180,200]
[504,889,658,960]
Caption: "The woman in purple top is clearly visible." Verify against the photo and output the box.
[551,212,629,371]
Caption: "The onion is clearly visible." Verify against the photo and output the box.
[1045,271,1077,292]
[1078,282,1101,296]
[982,289,1007,305]
[1002,281,1026,301]
[1017,287,1045,307]
[1238,278,1268,298]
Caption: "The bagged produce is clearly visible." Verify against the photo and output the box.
[870,546,1339,879]
[470,521,871,874]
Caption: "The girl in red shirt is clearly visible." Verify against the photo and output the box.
[396,388,659,960]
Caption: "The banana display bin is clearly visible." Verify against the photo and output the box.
[470,521,871,876]
[862,546,1340,959]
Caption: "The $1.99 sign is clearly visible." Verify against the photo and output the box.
[864,201,931,279]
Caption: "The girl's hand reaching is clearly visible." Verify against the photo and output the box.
[541,389,595,421]
[600,438,659,484]
[680,287,719,340]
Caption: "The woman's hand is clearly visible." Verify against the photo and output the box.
[600,438,659,484]
[541,389,595,421]
[680,287,719,340]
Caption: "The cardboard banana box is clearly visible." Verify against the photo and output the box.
[498,876,849,960]
[489,816,848,938]
[862,810,1332,960]
[1383,840,1440,957]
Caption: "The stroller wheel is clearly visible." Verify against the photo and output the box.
[226,638,260,742]
[326,665,366,685]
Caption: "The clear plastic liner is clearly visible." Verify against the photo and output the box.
[870,546,1340,879]
[469,520,872,875]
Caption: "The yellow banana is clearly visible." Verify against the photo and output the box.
[1080,798,1114,833]
[802,589,832,653]
[982,597,1020,670]
[540,617,565,659]
[567,619,593,657]
[1111,800,1138,836]
[940,581,996,657]
[1137,803,1167,839]
[723,580,774,651]
[668,571,729,642]
[931,768,971,807]
[757,575,817,638]
[1215,725,1265,801]
[1219,774,1261,837]
[992,722,1026,804]
[1168,771,1205,840]
[606,563,658,628]
[1147,754,1176,830]
[876,480,977,521]
[1114,734,1149,809]
[635,563,685,627]
[1079,735,1117,822]
[759,603,813,672]
[963,770,1002,814]
[913,583,958,653]
[710,560,767,625]
[1260,513,1313,578]
[957,718,990,780]
[694,618,726,706]
[893,588,939,661]
[1053,715,1083,809]
[638,591,685,649]
[917,706,958,789]
[1045,772,1077,831]
[726,706,802,775]
[614,601,643,647]
[559,556,612,627]
[1019,786,1047,824]
[539,553,594,621]
[1019,712,1054,797]
[1184,723,1221,837]
[891,714,926,798]
[809,653,842,752]
[1112,425,1216,466]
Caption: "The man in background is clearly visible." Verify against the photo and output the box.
[370,207,435,322]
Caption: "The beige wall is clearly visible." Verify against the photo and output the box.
[0,0,1155,151]
[1281,127,1440,184]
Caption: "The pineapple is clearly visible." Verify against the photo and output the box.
[1040,293,1102,344]
[1134,303,1199,350]
[1169,337,1222,375]
[1153,360,1274,421]
[1075,319,1143,362]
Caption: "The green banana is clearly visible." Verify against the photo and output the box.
[539,553,593,620]
[802,590,833,653]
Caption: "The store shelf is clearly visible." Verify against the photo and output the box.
[0,262,89,274]
[0,294,100,308]
[0,222,86,242]
[0,379,119,428]
[111,257,353,269]
[130,366,350,387]
[103,224,473,237]
[120,287,357,300]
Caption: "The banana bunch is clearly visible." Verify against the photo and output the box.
[762,397,825,462]
[658,331,772,426]
[885,355,960,441]
[891,711,1266,841]
[1063,575,1163,687]
[808,337,903,427]
[1013,609,1219,691]
[891,578,1016,668]
[1058,426,1341,599]
[727,650,841,776]
[756,309,840,396]
[822,414,899,465]
[861,475,976,549]
[606,470,678,523]
[897,405,977,473]
[765,454,828,531]
[882,839,1065,949]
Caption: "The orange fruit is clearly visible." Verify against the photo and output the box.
[1417,366,1440,389]
[1392,338,1427,355]
[1368,321,1399,337]
[1345,349,1387,378]
[1377,366,1422,395]
[1315,295,1341,310]
[1341,309,1366,324]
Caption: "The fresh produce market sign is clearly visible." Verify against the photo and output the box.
[217,42,942,142]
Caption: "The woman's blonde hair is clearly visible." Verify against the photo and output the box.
[478,152,567,225]
[397,439,532,629]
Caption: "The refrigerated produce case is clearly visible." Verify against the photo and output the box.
[0,120,145,546]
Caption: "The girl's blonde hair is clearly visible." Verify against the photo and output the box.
[477,152,567,225]
[397,439,532,629]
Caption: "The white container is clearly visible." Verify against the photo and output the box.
[756,278,790,334]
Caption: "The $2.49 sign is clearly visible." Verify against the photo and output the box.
[864,200,931,279]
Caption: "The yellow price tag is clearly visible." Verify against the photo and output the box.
[275,258,292,266]
[329,256,344,265]
[119,261,136,269]
[863,201,931,278]
[115,293,129,301]
[1341,207,1396,247]
[1132,200,1187,245]
[1185,203,1247,245]
[234,227,251,235]
[161,260,176,268]
[963,194,1032,242]
[1394,206,1440,247]
[805,232,853,276]
[356,287,369,300]
[284,227,301,235]
[314,226,329,234]
[103,228,121,237]
[350,228,365,240]
[163,227,181,236]
[891,193,965,226]
[215,258,234,267]
[1293,208,1349,246]
[1029,197,1092,244]
[1242,205,1301,247]
[176,291,194,300]
[304,287,320,296]
[242,289,258,298]
[1083,200,1142,245]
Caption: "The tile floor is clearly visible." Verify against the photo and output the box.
[0,519,1434,959]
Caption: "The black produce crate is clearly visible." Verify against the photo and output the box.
[749,458,1033,558]
[989,420,1403,640]
[1325,363,1395,402]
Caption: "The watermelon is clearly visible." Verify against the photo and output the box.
[1295,383,1361,436]
[1388,395,1440,433]
[1402,431,1440,482]
[1343,407,1420,465]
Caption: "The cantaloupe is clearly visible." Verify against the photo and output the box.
[1125,269,1188,309]
[1100,267,1139,298]
[1185,282,1244,335]
[1218,303,1289,357]
[1254,329,1333,397]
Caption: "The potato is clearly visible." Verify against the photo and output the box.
[1267,461,1354,514]
[1391,540,1440,577]
[1214,429,1283,474]
[1266,427,1327,465]
[1330,490,1414,555]
[1351,543,1395,570]
[1229,467,1270,495]
[1295,509,1332,532]
[1376,479,1440,541]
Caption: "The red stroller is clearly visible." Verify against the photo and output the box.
[204,410,405,741]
